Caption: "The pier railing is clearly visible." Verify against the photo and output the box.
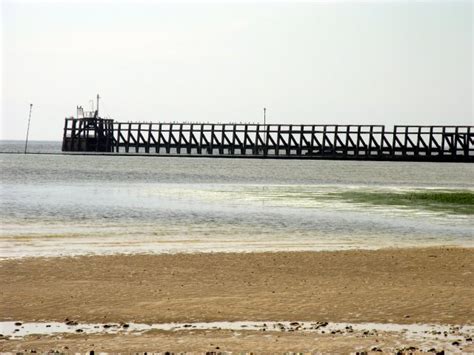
[62,119,474,162]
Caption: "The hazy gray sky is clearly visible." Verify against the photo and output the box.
[1,0,472,141]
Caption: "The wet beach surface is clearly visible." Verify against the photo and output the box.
[1,320,473,353]
[1,247,473,352]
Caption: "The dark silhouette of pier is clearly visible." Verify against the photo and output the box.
[62,117,473,162]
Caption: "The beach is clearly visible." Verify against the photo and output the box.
[1,247,473,352]
[1,147,473,352]
[3,0,474,351]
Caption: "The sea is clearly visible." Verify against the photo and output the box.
[1,140,473,258]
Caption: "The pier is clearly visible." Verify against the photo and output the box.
[62,115,473,162]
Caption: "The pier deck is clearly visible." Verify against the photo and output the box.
[62,119,474,162]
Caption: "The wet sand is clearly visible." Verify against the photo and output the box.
[2,320,474,352]
[1,247,473,352]
[2,327,473,353]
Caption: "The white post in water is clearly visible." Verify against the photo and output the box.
[24,103,33,154]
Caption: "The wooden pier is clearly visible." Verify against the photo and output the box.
[62,117,473,162]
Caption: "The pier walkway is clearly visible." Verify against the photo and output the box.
[62,118,474,162]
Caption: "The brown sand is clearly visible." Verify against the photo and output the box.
[1,247,473,352]
[4,328,474,353]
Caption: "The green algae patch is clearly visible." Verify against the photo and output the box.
[333,190,474,215]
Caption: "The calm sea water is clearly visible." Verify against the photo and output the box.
[1,141,473,258]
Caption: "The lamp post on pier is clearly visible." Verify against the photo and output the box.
[263,107,267,156]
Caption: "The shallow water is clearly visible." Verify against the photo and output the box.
[1,141,473,258]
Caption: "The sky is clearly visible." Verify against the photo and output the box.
[1,0,472,141]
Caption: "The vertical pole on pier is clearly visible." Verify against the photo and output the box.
[147,123,152,153]
[116,123,121,152]
[126,123,131,153]
[263,107,267,156]
[453,126,459,157]
[71,119,77,150]
[210,124,215,155]
[263,108,266,134]
[24,104,33,154]
[198,124,204,154]
[62,118,68,151]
